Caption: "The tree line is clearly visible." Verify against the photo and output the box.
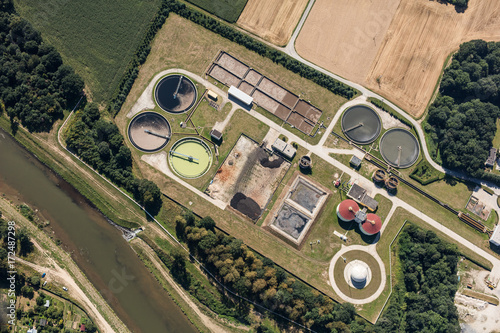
[375,224,460,333]
[163,211,372,333]
[426,40,500,181]
[65,103,162,215]
[109,0,358,116]
[0,0,84,132]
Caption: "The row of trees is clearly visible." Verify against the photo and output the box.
[65,103,162,215]
[169,211,368,333]
[109,0,358,116]
[375,224,460,332]
[426,40,500,179]
[0,0,84,132]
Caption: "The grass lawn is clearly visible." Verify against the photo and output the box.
[323,133,352,150]
[185,0,248,23]
[116,14,348,143]
[396,182,496,255]
[492,118,500,149]
[14,0,161,102]
[333,250,382,300]
[485,209,498,229]
[329,152,378,181]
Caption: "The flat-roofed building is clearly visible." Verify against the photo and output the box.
[272,138,296,159]
[228,86,253,106]
[207,90,218,100]
[485,147,497,168]
[490,224,500,247]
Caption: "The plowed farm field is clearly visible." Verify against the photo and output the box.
[296,0,500,118]
[237,0,309,46]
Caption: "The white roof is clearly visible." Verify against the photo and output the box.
[283,144,296,159]
[351,264,368,282]
[228,86,253,105]
[490,224,500,247]
[272,138,287,152]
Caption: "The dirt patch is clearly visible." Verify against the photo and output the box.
[230,192,261,219]
[209,65,241,87]
[237,0,309,46]
[259,154,285,168]
[296,0,500,117]
[207,135,290,220]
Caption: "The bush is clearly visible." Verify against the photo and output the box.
[410,160,444,185]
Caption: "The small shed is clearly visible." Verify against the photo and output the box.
[27,328,37,333]
[80,324,86,332]
[350,155,362,168]
[485,147,497,168]
[210,129,223,141]
[39,318,47,327]
[207,90,218,100]
[44,300,50,308]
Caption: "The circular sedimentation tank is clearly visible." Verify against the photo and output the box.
[373,169,387,183]
[341,105,381,144]
[169,137,212,179]
[299,155,312,169]
[155,74,197,114]
[128,112,171,152]
[379,128,419,168]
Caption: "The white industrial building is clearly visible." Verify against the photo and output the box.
[228,86,253,106]
[490,224,500,247]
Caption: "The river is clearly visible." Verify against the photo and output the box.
[0,128,198,333]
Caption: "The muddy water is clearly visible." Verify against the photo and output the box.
[0,129,197,333]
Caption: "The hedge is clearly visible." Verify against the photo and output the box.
[110,0,358,116]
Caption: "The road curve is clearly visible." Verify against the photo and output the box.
[280,0,500,195]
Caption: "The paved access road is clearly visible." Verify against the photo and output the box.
[280,0,500,196]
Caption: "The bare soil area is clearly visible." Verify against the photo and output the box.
[207,135,290,219]
[237,0,309,46]
[296,0,500,118]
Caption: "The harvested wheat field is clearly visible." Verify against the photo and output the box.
[237,0,309,46]
[296,0,500,118]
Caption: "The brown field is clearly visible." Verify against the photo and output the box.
[296,0,500,118]
[237,0,309,46]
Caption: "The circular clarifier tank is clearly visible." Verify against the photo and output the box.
[379,128,420,168]
[341,105,382,144]
[155,74,197,114]
[128,112,171,152]
[169,138,213,179]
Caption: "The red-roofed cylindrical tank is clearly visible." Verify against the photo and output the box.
[336,200,360,222]
[360,213,382,235]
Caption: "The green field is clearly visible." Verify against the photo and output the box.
[185,0,248,22]
[14,0,161,102]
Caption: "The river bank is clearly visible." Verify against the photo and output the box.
[0,121,201,332]
[0,195,127,333]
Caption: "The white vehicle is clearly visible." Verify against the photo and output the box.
[62,287,68,291]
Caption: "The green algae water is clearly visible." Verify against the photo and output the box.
[169,138,212,178]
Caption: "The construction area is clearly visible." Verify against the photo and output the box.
[264,174,329,247]
[207,135,290,220]
[207,51,322,134]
